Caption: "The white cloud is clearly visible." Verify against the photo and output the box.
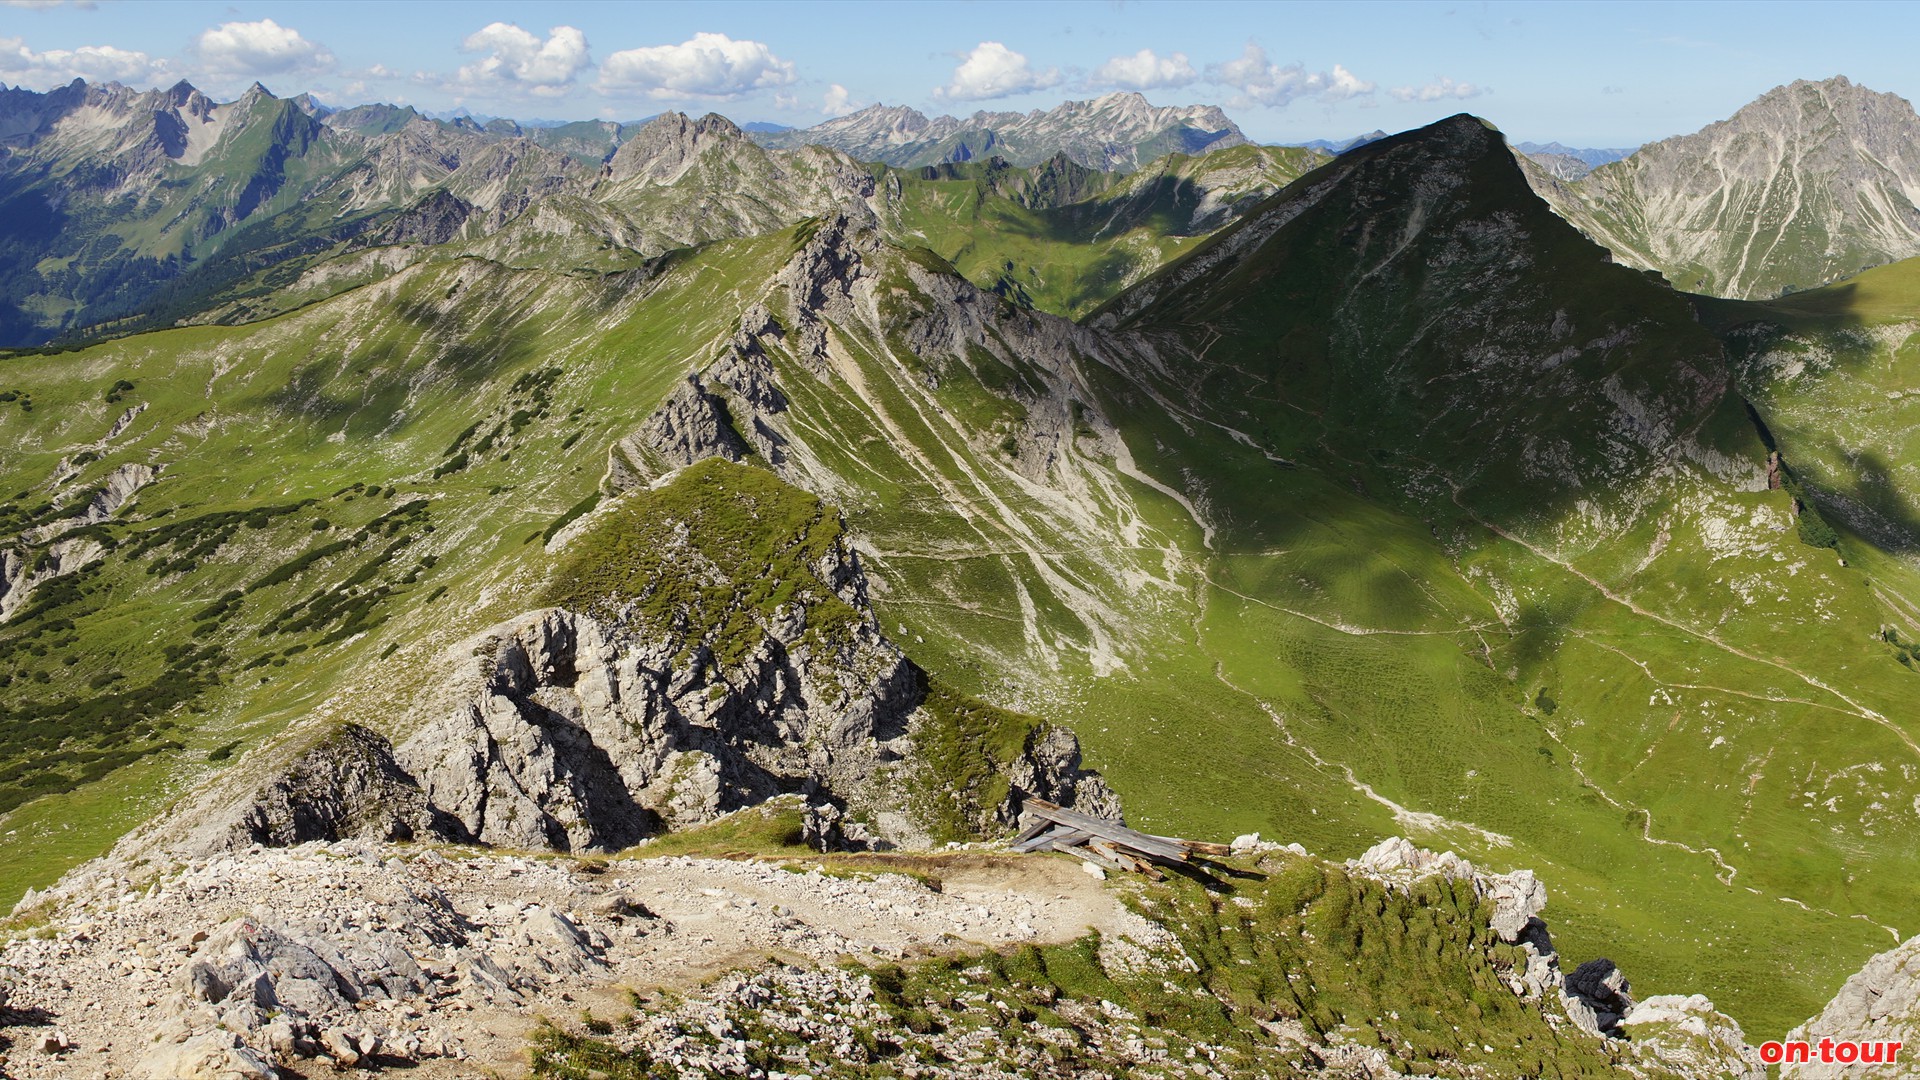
[196,19,334,83]
[822,83,856,117]
[596,32,795,99]
[935,41,1059,101]
[1092,48,1196,91]
[0,35,168,88]
[1389,77,1488,102]
[456,23,589,98]
[1207,44,1373,107]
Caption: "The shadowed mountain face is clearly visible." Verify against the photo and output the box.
[1079,114,1920,1034]
[1101,114,1736,516]
[1528,76,1920,300]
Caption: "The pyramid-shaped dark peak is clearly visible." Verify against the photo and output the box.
[1096,107,1729,509]
[1099,111,1645,334]
[1342,113,1501,159]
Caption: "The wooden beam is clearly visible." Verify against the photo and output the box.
[1012,825,1074,853]
[1070,843,1130,873]
[1042,828,1095,851]
[1095,840,1166,881]
[1007,816,1054,847]
[1161,836,1233,857]
[1022,799,1189,862]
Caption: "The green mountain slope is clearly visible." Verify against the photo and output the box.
[1700,255,1920,560]
[5,108,1920,1046]
[885,144,1325,318]
[1080,114,1920,1034]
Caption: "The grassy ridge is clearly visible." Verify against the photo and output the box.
[0,230,801,907]
[532,850,1671,1079]
[881,145,1324,319]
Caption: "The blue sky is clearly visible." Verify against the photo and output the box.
[4,0,1919,147]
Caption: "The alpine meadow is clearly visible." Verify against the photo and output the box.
[1,5,1919,1077]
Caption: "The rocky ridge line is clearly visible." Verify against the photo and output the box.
[136,491,1115,865]
[0,831,1760,1079]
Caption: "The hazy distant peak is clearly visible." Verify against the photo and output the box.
[755,93,1246,172]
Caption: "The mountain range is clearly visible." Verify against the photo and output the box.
[749,91,1249,171]
[3,72,1920,1078]
[0,82,1310,346]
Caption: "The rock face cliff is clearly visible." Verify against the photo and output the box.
[231,723,448,848]
[1527,76,1920,298]
[210,458,1115,860]
[1785,933,1920,1078]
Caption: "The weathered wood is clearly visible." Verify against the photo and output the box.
[1151,834,1232,857]
[1012,825,1075,853]
[1069,842,1131,874]
[1089,839,1163,880]
[1008,816,1054,847]
[1022,799,1189,862]
[1041,828,1095,851]
[1009,799,1226,878]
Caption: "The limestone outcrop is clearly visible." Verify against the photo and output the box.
[229,723,449,849]
[209,509,1114,861]
[1785,932,1920,1078]
[1347,836,1761,1075]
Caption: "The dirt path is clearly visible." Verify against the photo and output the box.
[0,843,1155,1079]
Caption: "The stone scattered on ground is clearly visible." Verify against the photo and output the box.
[0,838,1148,1079]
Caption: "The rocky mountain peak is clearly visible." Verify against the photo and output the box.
[603,109,753,184]
[1088,89,1152,110]
[289,92,330,119]
[1078,89,1237,132]
[1530,74,1920,298]
[821,102,938,140]
[756,94,1246,171]
[1727,73,1918,134]
[220,81,279,120]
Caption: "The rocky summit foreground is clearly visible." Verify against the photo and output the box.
[1,825,1768,1079]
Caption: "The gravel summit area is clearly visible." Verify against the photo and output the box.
[0,839,1153,1079]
